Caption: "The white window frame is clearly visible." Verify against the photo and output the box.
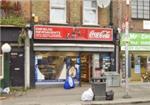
[49,0,67,24]
[131,0,150,19]
[0,54,4,80]
[83,0,98,25]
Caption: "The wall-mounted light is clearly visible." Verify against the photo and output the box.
[32,13,39,23]
[28,29,33,39]
[26,23,33,39]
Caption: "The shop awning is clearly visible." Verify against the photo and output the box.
[34,43,114,52]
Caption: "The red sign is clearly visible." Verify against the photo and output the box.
[34,25,113,41]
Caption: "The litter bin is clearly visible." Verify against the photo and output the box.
[91,77,106,100]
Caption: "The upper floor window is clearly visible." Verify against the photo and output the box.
[83,0,98,25]
[131,0,150,19]
[50,0,66,24]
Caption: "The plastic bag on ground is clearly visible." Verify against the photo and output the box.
[64,76,75,89]
[81,88,94,101]
[2,87,10,94]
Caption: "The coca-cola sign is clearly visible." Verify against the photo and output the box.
[89,30,111,39]
[34,25,113,41]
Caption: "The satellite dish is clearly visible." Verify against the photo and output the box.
[97,0,111,8]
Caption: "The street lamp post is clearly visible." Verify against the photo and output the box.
[1,43,11,88]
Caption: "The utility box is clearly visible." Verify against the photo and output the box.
[105,72,120,87]
[91,77,106,100]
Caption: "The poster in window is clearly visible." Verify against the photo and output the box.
[134,56,141,73]
[135,65,141,73]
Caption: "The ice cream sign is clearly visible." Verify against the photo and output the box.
[34,25,113,41]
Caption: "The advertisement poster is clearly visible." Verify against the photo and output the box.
[135,56,141,74]
[135,65,141,74]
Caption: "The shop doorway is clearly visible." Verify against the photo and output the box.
[80,53,91,83]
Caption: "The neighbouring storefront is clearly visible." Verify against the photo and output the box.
[0,26,25,87]
[121,32,150,82]
[33,25,119,87]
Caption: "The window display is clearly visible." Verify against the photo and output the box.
[34,52,115,83]
[100,53,114,72]
[35,52,80,82]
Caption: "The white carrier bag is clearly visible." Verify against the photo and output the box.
[81,88,94,101]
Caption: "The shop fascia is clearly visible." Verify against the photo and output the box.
[33,25,113,41]
[121,32,150,51]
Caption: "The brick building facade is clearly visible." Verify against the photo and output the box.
[112,0,150,82]
[1,0,122,88]
[30,0,120,87]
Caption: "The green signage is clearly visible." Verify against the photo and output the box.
[121,33,150,46]
[121,46,150,51]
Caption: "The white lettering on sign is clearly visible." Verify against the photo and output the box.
[35,27,61,37]
[89,30,111,39]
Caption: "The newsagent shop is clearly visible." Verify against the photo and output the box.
[120,32,150,82]
[32,25,119,87]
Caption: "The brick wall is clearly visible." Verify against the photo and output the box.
[22,0,31,22]
[112,0,149,32]
[32,0,49,23]
[30,0,110,27]
[99,7,110,27]
[69,0,82,25]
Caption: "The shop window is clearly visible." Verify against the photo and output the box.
[36,56,66,80]
[83,0,98,25]
[49,0,67,24]
[35,52,80,82]
[100,53,115,72]
[131,0,150,19]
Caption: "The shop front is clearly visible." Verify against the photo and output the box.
[121,32,150,82]
[33,25,117,87]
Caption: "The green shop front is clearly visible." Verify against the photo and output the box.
[120,32,150,82]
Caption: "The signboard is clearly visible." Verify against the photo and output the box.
[121,33,150,46]
[0,55,3,79]
[121,32,150,51]
[121,46,150,51]
[34,25,113,41]
[143,20,150,30]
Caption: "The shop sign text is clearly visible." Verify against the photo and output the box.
[34,25,113,41]
[121,33,150,46]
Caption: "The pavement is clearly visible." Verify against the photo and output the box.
[1,82,150,105]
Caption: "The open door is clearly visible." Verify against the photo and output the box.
[80,53,91,82]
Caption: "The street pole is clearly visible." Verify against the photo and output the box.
[123,0,131,98]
